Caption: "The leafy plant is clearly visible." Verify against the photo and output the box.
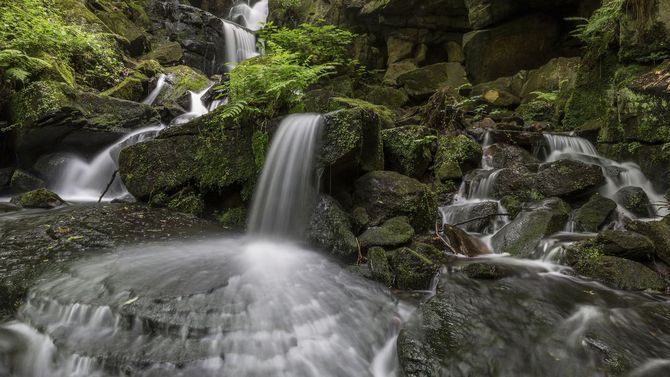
[0,49,51,90]
[567,0,625,55]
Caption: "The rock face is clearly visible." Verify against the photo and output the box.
[536,159,605,198]
[381,126,433,178]
[626,217,670,266]
[10,81,159,167]
[397,63,468,100]
[353,171,437,231]
[483,143,540,169]
[614,186,654,217]
[307,195,359,260]
[573,193,617,232]
[10,189,65,209]
[595,230,655,261]
[491,198,570,257]
[0,204,218,317]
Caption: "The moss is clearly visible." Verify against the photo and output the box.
[14,188,64,209]
[515,99,555,122]
[358,216,415,248]
[9,81,72,128]
[500,194,522,219]
[389,246,438,290]
[329,97,395,128]
[144,40,184,66]
[251,130,269,172]
[381,126,435,178]
[135,59,164,77]
[368,247,393,287]
[166,190,204,216]
[216,207,247,229]
[433,134,482,181]
[365,86,409,109]
[101,72,147,101]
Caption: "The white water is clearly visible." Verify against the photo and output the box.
[170,85,214,126]
[142,74,167,105]
[228,0,269,31]
[248,114,323,237]
[222,21,259,70]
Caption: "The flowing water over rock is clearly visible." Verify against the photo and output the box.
[222,21,259,70]
[228,0,269,31]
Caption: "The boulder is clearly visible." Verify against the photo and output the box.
[87,0,151,56]
[364,86,409,109]
[307,195,359,260]
[618,0,670,63]
[381,126,434,178]
[397,63,468,100]
[389,243,443,290]
[433,134,482,182]
[386,35,415,64]
[626,217,670,265]
[353,171,438,231]
[0,167,14,188]
[520,57,581,99]
[359,216,415,248]
[595,230,655,262]
[441,224,491,256]
[9,169,44,192]
[463,14,561,83]
[368,247,394,286]
[9,81,159,167]
[614,186,654,218]
[154,65,212,109]
[10,189,65,209]
[440,200,501,233]
[573,193,617,232]
[536,159,604,198]
[483,143,540,169]
[566,243,665,291]
[383,60,418,86]
[0,202,20,213]
[490,198,570,257]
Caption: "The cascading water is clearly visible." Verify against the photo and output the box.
[0,113,410,377]
[222,21,259,70]
[170,85,214,126]
[228,0,269,31]
[142,74,167,105]
[248,114,322,237]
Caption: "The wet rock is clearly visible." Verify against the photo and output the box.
[463,262,515,280]
[365,86,409,108]
[351,207,370,233]
[441,200,500,233]
[307,195,359,260]
[0,203,20,213]
[433,134,482,182]
[32,153,74,183]
[153,65,212,109]
[483,143,540,169]
[353,171,438,231]
[368,247,393,286]
[536,159,605,198]
[389,243,442,290]
[381,126,434,178]
[626,217,670,266]
[397,62,468,100]
[359,216,415,248]
[9,169,44,193]
[595,230,655,262]
[614,186,654,218]
[10,189,65,209]
[573,193,617,232]
[0,204,219,316]
[441,224,491,256]
[566,243,665,291]
[490,198,570,257]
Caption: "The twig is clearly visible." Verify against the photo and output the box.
[434,222,458,255]
[355,238,364,265]
[452,213,509,227]
[98,170,118,203]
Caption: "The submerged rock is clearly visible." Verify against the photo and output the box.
[354,171,437,231]
[10,188,65,209]
[573,193,617,232]
[441,224,491,256]
[490,198,570,257]
[615,186,654,217]
[307,195,359,260]
[358,216,415,248]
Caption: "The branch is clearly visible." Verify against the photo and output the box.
[98,170,118,203]
[452,213,509,227]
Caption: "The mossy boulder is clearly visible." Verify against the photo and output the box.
[154,65,212,109]
[536,159,605,198]
[365,86,410,109]
[595,230,655,262]
[490,198,570,257]
[307,195,359,260]
[382,126,434,178]
[165,189,205,216]
[9,169,44,192]
[626,216,670,265]
[397,62,468,100]
[389,243,442,290]
[383,60,418,86]
[88,0,151,56]
[354,171,438,231]
[483,143,540,169]
[144,40,184,66]
[566,243,665,291]
[368,247,394,286]
[433,134,482,182]
[573,193,617,232]
[614,186,654,218]
[101,72,148,102]
[216,207,247,230]
[10,188,65,209]
[359,216,415,248]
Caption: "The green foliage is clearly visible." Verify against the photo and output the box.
[567,0,625,55]
[0,0,124,89]
[259,22,356,68]
[0,50,51,91]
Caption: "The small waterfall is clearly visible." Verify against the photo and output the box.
[51,126,163,201]
[222,21,259,70]
[142,73,167,105]
[247,114,323,237]
[466,169,502,200]
[543,134,666,218]
[228,0,269,31]
[170,85,213,126]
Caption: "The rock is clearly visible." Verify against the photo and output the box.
[619,0,670,63]
[10,189,65,209]
[490,198,570,257]
[483,143,540,169]
[351,207,370,233]
[614,186,654,218]
[433,134,482,182]
[216,207,247,230]
[365,86,409,108]
[626,217,670,266]
[386,35,415,64]
[88,0,151,56]
[520,57,581,99]
[595,230,655,262]
[381,126,434,178]
[536,159,605,198]
[154,65,212,109]
[441,200,501,233]
[383,60,418,86]
[32,153,76,183]
[0,167,14,189]
[144,40,184,66]
[446,41,465,63]
[573,193,617,232]
[354,171,438,231]
[307,195,359,260]
[0,204,219,316]
[397,63,468,100]
[566,243,665,291]
[101,73,148,102]
[9,81,159,167]
[9,169,44,192]
[368,247,393,286]
[359,216,415,248]
[0,202,20,213]
[389,244,441,290]
[441,224,491,256]
[463,261,515,279]
[463,14,561,83]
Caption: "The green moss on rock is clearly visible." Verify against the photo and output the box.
[217,207,248,230]
[368,247,393,286]
[434,134,482,182]
[381,126,434,178]
[11,188,65,209]
[359,216,415,248]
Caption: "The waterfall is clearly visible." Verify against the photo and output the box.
[51,126,163,202]
[543,134,667,218]
[142,74,167,105]
[247,114,323,237]
[228,0,269,31]
[222,21,259,70]
[169,85,213,126]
